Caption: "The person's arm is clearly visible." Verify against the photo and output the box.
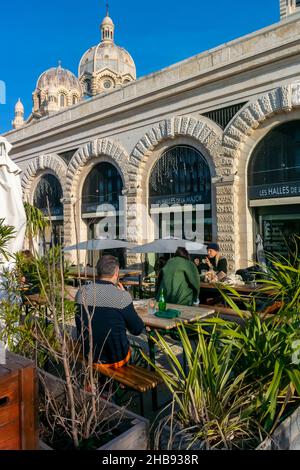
[155,269,164,298]
[121,292,144,335]
[184,261,200,298]
[217,257,228,274]
[199,260,208,273]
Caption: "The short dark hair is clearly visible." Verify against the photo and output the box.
[175,247,189,259]
[96,255,119,277]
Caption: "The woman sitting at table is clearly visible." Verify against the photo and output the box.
[199,243,228,282]
[157,247,200,306]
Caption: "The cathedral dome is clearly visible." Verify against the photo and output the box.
[32,63,82,118]
[78,11,136,97]
[37,65,81,93]
[79,43,136,81]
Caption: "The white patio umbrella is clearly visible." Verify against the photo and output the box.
[129,237,207,254]
[64,238,136,251]
[0,137,26,303]
[0,136,26,259]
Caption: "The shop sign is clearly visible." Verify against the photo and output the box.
[248,182,300,200]
[150,193,210,206]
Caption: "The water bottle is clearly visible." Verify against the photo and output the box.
[158,288,166,311]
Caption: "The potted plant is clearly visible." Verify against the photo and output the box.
[0,240,149,450]
[142,247,300,450]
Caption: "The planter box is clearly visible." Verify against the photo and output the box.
[39,371,149,450]
[257,405,300,450]
[158,405,300,450]
[158,423,204,450]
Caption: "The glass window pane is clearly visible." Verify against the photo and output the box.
[34,174,63,217]
[82,162,123,214]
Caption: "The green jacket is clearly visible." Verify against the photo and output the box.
[158,256,200,306]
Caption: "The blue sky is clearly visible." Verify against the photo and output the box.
[0,0,279,134]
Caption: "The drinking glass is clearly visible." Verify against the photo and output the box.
[148,299,156,315]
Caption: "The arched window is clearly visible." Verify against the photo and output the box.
[248,120,300,189]
[34,174,64,251]
[149,145,212,242]
[82,162,123,215]
[34,174,63,217]
[72,95,78,105]
[60,94,65,107]
[82,163,124,264]
[83,80,91,95]
[249,121,300,259]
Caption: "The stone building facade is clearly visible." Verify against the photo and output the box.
[4,1,300,272]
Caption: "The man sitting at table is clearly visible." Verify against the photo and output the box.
[199,243,228,281]
[75,255,144,368]
[157,247,200,306]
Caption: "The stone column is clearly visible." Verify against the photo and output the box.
[126,186,144,267]
[214,175,240,273]
[91,74,98,96]
[63,196,85,264]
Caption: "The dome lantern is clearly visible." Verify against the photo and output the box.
[101,3,115,43]
[79,5,136,97]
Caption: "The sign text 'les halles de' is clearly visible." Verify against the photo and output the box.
[248,182,300,200]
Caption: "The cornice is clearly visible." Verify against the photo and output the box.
[5,17,300,150]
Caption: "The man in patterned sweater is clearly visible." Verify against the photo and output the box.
[75,255,144,368]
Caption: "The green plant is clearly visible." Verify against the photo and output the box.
[0,219,16,262]
[206,254,300,435]
[208,311,300,431]
[143,324,261,449]
[23,201,49,253]
[15,245,73,298]
[253,236,300,310]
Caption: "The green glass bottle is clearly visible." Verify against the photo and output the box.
[158,288,166,311]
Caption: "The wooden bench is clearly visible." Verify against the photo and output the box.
[67,339,162,415]
[199,302,281,323]
[93,362,162,414]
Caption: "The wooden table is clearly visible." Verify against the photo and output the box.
[24,285,78,307]
[71,269,142,280]
[133,300,214,366]
[200,282,259,294]
[200,281,276,306]
[133,300,214,409]
[133,300,215,330]
[70,269,144,297]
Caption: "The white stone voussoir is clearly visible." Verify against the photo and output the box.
[22,153,68,201]
[223,82,300,165]
[65,138,130,198]
[130,115,222,186]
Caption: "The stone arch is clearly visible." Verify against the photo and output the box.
[223,82,300,171]
[22,153,67,201]
[125,116,222,249]
[65,138,130,199]
[129,115,223,187]
[221,81,300,271]
[63,138,130,250]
